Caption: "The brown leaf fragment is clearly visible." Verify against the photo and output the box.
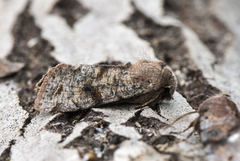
[0,59,24,78]
[34,60,177,113]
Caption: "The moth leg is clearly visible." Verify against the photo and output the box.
[134,100,157,110]
[147,91,168,119]
[134,102,161,111]
[149,103,167,120]
[169,118,198,142]
[134,105,148,110]
[134,91,163,110]
[170,121,194,135]
[134,102,148,109]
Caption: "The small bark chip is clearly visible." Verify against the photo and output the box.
[34,60,177,113]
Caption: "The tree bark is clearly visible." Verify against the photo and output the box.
[1,0,240,161]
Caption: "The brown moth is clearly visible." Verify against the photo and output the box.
[196,95,240,144]
[168,95,240,160]
[34,60,177,113]
[171,95,240,144]
[196,95,240,160]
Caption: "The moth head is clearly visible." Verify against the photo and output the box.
[129,60,177,100]
[159,65,177,100]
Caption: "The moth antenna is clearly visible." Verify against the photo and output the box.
[164,111,198,130]
[185,118,199,138]
[170,119,195,135]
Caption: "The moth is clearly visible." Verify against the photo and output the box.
[196,95,240,160]
[34,60,177,113]
[195,95,240,144]
[166,95,240,160]
[170,95,240,145]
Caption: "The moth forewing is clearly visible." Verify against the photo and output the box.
[34,60,177,113]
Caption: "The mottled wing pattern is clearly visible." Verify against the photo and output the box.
[34,63,153,112]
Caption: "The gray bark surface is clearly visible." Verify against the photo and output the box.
[0,0,240,161]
